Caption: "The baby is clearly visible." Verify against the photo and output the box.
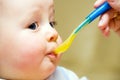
[0,0,87,80]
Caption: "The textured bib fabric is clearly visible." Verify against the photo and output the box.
[47,66,88,80]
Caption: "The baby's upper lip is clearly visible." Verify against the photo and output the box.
[47,51,57,57]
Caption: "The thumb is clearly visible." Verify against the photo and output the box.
[107,0,120,12]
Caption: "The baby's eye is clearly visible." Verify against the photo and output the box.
[49,21,56,27]
[28,22,38,30]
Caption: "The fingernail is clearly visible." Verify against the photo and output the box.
[98,20,103,27]
[104,27,110,37]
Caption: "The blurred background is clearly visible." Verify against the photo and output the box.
[54,0,120,80]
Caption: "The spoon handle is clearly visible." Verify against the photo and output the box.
[86,1,111,23]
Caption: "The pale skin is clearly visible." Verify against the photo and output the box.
[0,0,62,80]
[94,0,120,37]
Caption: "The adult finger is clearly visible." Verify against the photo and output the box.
[107,0,120,12]
[94,0,106,8]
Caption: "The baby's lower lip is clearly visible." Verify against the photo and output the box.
[47,52,57,61]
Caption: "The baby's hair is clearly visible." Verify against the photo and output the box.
[0,0,2,25]
[0,0,2,5]
[0,0,4,13]
[0,0,2,10]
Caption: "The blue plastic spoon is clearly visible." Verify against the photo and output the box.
[54,1,111,54]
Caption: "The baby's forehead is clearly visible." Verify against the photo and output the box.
[2,0,54,11]
[1,0,54,19]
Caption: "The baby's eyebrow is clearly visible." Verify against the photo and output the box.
[20,8,41,27]
[49,4,55,12]
[49,4,55,18]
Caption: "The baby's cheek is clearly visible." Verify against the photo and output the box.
[13,48,44,72]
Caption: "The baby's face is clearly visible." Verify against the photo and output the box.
[0,0,62,79]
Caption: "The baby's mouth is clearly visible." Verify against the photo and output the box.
[47,52,58,62]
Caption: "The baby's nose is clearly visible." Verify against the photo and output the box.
[48,32,58,42]
[46,26,58,42]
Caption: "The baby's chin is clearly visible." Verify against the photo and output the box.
[33,57,58,79]
[41,55,58,70]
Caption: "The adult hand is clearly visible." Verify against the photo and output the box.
[94,0,120,37]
